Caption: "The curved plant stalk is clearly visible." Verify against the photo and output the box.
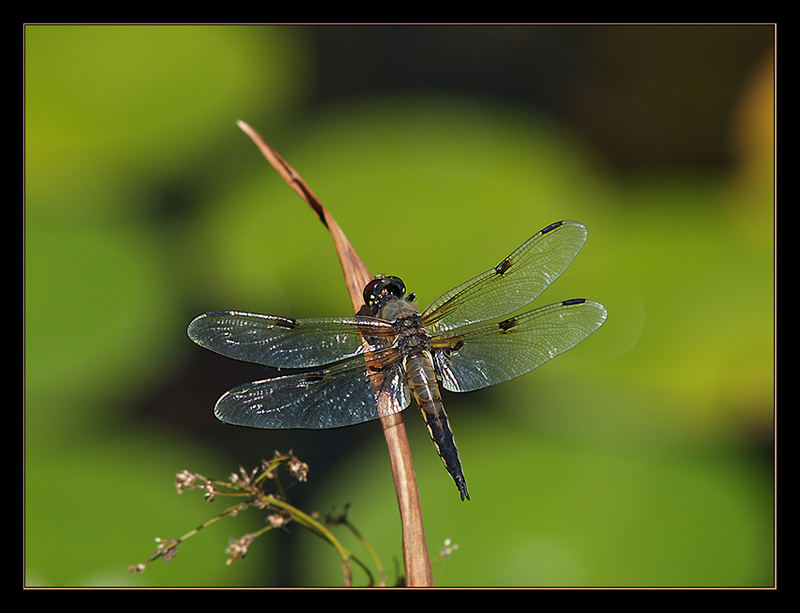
[260,494,373,586]
[326,505,387,586]
[236,120,433,587]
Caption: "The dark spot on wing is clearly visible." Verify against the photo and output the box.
[437,338,465,358]
[541,220,564,234]
[204,309,248,322]
[494,257,512,275]
[303,372,325,383]
[562,298,586,306]
[273,316,299,329]
[498,317,518,332]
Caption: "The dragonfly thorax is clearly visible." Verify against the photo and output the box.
[391,312,431,356]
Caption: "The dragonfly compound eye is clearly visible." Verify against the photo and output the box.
[363,276,406,308]
[362,278,382,307]
[384,276,406,298]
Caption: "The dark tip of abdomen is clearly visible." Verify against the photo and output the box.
[456,475,470,501]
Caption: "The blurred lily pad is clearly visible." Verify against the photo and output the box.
[25,220,181,428]
[25,25,306,219]
[298,413,773,587]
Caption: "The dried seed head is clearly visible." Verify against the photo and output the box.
[152,538,179,562]
[267,512,291,528]
[162,545,179,562]
[175,470,215,501]
[225,533,256,565]
[202,482,217,502]
[287,454,309,482]
[440,538,459,558]
[175,469,200,493]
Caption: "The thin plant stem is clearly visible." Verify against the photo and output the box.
[334,510,387,587]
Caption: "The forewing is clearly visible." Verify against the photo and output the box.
[214,349,410,429]
[421,220,588,334]
[431,299,607,392]
[187,310,395,368]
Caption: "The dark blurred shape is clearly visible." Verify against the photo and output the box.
[307,24,773,174]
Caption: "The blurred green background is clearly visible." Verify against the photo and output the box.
[24,24,774,587]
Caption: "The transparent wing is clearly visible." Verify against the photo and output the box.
[421,220,588,334]
[187,310,395,368]
[214,349,410,429]
[430,299,607,392]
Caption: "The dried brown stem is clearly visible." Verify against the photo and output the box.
[236,120,433,587]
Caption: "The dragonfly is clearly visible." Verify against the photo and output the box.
[188,220,607,501]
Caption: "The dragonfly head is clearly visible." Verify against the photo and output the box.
[363,275,406,310]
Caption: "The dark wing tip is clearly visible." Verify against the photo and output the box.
[541,220,565,234]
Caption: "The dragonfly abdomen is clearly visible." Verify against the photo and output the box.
[405,351,470,501]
